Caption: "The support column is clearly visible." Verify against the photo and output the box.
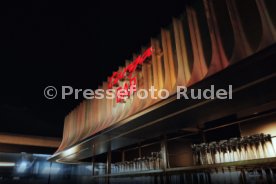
[92,144,95,176]
[160,136,169,170]
[161,135,169,184]
[106,146,111,184]
[106,149,111,174]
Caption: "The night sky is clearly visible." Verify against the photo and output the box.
[0,0,187,137]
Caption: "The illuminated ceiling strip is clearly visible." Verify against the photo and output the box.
[0,162,15,167]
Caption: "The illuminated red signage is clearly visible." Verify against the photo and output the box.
[107,47,152,102]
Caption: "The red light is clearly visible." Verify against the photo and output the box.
[107,47,152,103]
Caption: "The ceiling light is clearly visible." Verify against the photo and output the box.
[0,162,15,167]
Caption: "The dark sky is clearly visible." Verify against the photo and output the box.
[0,0,187,137]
